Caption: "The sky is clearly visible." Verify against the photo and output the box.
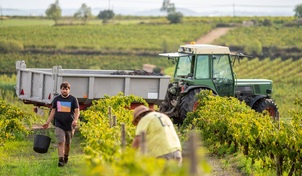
[1,0,301,16]
[1,0,300,10]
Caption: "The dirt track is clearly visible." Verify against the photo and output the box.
[195,27,233,44]
[194,27,243,176]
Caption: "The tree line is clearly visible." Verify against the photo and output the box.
[45,0,187,25]
[45,0,302,25]
[45,0,114,24]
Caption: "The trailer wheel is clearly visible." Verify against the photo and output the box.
[254,99,279,120]
[179,88,203,124]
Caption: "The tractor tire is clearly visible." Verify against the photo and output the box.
[179,88,203,124]
[254,98,279,120]
[159,83,173,113]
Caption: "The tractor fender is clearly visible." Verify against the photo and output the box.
[181,85,218,95]
[247,95,267,108]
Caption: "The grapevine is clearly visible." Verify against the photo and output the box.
[184,91,302,175]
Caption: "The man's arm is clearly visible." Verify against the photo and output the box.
[42,108,56,128]
[72,108,80,127]
[132,135,141,149]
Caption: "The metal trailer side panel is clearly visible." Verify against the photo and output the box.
[159,78,170,100]
[55,76,170,105]
[17,69,55,105]
[18,70,32,100]
[93,77,127,97]
[129,78,160,103]
[43,74,55,103]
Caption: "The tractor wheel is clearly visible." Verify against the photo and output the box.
[179,88,203,124]
[254,98,279,120]
[159,83,180,123]
[159,83,174,113]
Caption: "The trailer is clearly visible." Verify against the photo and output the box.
[15,60,171,110]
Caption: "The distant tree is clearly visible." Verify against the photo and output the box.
[262,19,272,26]
[294,4,302,18]
[45,0,62,25]
[160,0,175,13]
[161,0,183,24]
[74,3,92,24]
[97,10,115,23]
[167,12,183,24]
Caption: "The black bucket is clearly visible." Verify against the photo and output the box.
[33,134,51,153]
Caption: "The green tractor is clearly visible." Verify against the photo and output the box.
[159,43,279,124]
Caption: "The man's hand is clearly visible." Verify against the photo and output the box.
[42,122,49,129]
[132,135,141,149]
[72,120,77,128]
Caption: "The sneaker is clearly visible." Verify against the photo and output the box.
[58,161,65,167]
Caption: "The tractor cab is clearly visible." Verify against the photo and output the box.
[160,43,235,97]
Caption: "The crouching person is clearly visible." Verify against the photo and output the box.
[131,105,182,166]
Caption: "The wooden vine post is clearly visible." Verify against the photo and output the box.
[140,131,146,155]
[189,132,198,176]
[108,106,112,127]
[112,115,117,126]
[121,123,126,150]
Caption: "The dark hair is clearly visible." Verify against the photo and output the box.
[60,82,71,89]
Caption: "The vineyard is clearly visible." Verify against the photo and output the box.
[1,91,301,175]
[0,16,302,175]
[0,23,212,51]
[184,91,302,176]
[232,57,302,118]
[215,26,302,49]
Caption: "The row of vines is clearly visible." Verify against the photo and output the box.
[2,16,294,50]
[183,91,302,176]
[73,90,302,175]
[0,99,35,145]
[0,78,210,175]
[215,26,302,53]
[79,93,210,175]
[0,75,37,145]
[0,23,212,51]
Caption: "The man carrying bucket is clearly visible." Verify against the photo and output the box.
[43,82,80,167]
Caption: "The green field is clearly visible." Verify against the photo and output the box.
[215,26,302,49]
[1,17,301,118]
[1,16,302,176]
[0,22,212,51]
